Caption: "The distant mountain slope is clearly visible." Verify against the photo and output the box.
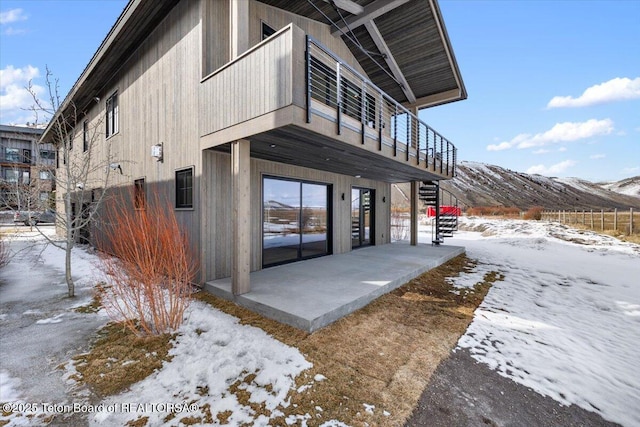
[391,162,640,210]
[599,176,640,197]
[442,162,640,210]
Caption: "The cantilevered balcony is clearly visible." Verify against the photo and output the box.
[200,23,457,182]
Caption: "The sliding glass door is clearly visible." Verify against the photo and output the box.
[263,177,331,267]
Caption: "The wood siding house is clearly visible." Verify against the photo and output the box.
[41,0,466,295]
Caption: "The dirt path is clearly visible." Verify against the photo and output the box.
[405,347,621,427]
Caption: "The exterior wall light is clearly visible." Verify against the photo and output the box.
[151,143,163,162]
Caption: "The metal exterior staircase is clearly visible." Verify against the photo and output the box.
[419,181,459,245]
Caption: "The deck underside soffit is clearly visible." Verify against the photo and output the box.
[210,124,448,184]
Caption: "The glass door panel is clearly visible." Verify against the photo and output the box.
[263,178,301,266]
[263,177,330,267]
[301,183,328,258]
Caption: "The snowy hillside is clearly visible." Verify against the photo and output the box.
[438,161,640,210]
[599,176,640,197]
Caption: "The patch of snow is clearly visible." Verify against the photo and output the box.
[431,217,640,427]
[363,403,375,414]
[90,300,312,426]
[314,374,327,382]
[0,370,22,401]
[35,313,65,324]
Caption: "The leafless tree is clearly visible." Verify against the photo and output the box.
[27,67,118,297]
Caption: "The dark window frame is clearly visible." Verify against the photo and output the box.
[261,21,276,40]
[175,167,194,209]
[134,178,146,210]
[105,92,119,138]
[83,120,89,152]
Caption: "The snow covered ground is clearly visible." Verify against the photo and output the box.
[437,218,640,427]
[2,218,639,426]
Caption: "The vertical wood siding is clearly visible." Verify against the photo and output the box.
[203,151,390,280]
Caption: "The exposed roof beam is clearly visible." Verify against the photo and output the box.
[331,0,411,35]
[364,20,416,103]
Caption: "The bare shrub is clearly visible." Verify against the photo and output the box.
[523,206,543,220]
[467,206,520,217]
[390,209,410,241]
[98,191,198,336]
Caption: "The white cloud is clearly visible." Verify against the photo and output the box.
[558,147,567,152]
[621,166,639,175]
[527,160,577,176]
[547,77,640,108]
[487,141,513,151]
[590,154,606,160]
[0,65,43,124]
[533,149,550,154]
[0,8,27,25]
[487,119,614,151]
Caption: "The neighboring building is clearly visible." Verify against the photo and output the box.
[0,124,55,213]
[41,0,466,294]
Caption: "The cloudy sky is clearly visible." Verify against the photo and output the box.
[1,0,638,182]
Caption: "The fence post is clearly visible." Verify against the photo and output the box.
[574,209,577,224]
[563,210,566,223]
[630,208,634,235]
[614,208,618,232]
[582,210,585,225]
[590,209,594,229]
[601,209,605,231]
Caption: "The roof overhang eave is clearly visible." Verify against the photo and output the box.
[40,0,141,143]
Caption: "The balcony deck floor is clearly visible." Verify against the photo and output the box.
[204,242,465,332]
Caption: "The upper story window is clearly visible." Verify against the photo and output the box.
[83,120,89,152]
[4,147,20,163]
[105,92,119,138]
[175,167,194,209]
[262,22,276,40]
[39,149,55,160]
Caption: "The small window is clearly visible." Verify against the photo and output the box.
[262,21,276,40]
[39,150,56,160]
[83,121,89,152]
[3,169,19,183]
[134,178,145,209]
[106,92,119,138]
[175,167,194,209]
[39,170,51,180]
[5,148,20,163]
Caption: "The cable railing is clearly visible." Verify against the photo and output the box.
[306,35,457,177]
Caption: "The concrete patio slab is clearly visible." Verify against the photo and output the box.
[204,243,465,332]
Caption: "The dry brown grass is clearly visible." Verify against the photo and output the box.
[70,322,174,396]
[196,254,501,426]
[68,254,499,426]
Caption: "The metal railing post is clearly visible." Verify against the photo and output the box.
[406,113,410,161]
[336,62,342,135]
[360,81,366,144]
[305,36,312,124]
[378,92,383,151]
[393,103,398,157]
